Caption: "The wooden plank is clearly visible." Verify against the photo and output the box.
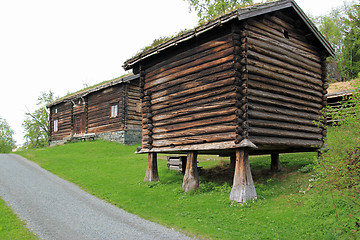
[248,127,322,140]
[248,110,318,126]
[249,136,322,147]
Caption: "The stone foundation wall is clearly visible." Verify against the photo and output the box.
[96,129,142,145]
[49,130,142,147]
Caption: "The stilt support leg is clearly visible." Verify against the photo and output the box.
[182,151,199,192]
[144,153,159,182]
[270,152,282,172]
[230,154,236,170]
[229,148,257,203]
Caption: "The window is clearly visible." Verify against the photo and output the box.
[54,119,58,132]
[110,104,118,117]
[55,108,58,114]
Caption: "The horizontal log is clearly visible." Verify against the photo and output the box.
[151,114,237,134]
[248,80,322,103]
[139,140,243,153]
[145,34,232,74]
[144,54,234,90]
[248,110,317,126]
[248,89,322,109]
[248,119,321,134]
[247,65,322,91]
[146,43,233,82]
[151,70,233,100]
[146,62,234,94]
[248,74,322,98]
[249,127,322,140]
[153,102,236,123]
[150,77,235,106]
[151,124,235,140]
[150,86,236,114]
[247,30,321,67]
[247,37,322,74]
[246,19,321,61]
[249,136,322,148]
[248,102,319,121]
[152,132,237,148]
[247,58,322,87]
[247,49,322,80]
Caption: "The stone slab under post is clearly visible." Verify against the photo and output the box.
[270,152,282,172]
[144,153,159,182]
[182,151,199,192]
[229,148,257,203]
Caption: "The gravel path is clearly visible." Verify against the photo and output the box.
[0,154,193,240]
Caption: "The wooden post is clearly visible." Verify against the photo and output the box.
[270,152,282,172]
[230,154,236,170]
[182,151,199,192]
[229,148,257,203]
[144,153,159,182]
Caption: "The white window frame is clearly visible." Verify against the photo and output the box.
[110,104,118,118]
[54,119,58,132]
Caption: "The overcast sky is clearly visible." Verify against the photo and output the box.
[0,0,346,146]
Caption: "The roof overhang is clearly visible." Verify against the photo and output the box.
[123,0,335,71]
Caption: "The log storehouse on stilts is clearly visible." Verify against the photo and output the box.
[123,0,334,203]
[47,74,142,146]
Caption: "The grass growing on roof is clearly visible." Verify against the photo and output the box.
[18,140,356,239]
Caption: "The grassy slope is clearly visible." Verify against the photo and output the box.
[0,197,38,239]
[17,141,347,239]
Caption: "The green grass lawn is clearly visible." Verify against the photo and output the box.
[17,141,356,239]
[0,197,38,239]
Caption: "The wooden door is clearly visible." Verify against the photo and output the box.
[74,113,85,135]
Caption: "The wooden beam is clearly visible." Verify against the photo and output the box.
[230,154,236,170]
[144,153,159,182]
[270,152,282,172]
[229,148,257,203]
[182,151,199,192]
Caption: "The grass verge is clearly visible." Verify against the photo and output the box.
[0,197,38,239]
[17,141,355,239]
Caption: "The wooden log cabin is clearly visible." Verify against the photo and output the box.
[123,0,334,203]
[47,74,142,146]
[326,80,357,124]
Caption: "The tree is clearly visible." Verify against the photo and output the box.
[184,0,254,23]
[315,1,360,81]
[0,117,16,153]
[22,91,56,149]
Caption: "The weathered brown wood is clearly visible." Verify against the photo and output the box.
[248,119,321,134]
[230,155,236,170]
[146,44,234,82]
[248,110,318,127]
[249,136,322,147]
[144,55,234,89]
[247,58,322,87]
[145,34,233,75]
[248,74,322,98]
[249,127,322,140]
[248,89,322,110]
[144,153,159,182]
[270,153,282,172]
[182,151,199,192]
[247,49,322,80]
[247,37,322,74]
[246,27,322,66]
[248,103,320,121]
[229,148,257,203]
[246,18,321,60]
[248,79,322,103]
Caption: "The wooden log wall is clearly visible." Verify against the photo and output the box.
[87,85,125,134]
[49,102,72,141]
[126,79,142,130]
[245,12,324,149]
[140,31,238,152]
